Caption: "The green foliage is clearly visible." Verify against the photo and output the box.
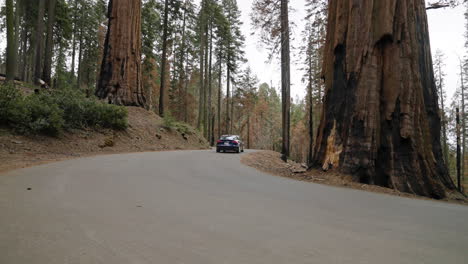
[163,111,177,128]
[0,83,30,130]
[162,112,192,134]
[0,84,128,136]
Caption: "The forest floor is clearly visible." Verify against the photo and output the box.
[0,107,209,173]
[241,150,468,205]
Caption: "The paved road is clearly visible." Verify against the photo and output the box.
[1,150,467,264]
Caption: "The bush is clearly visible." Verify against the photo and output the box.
[162,112,192,135]
[0,84,128,136]
[24,93,65,135]
[162,112,176,129]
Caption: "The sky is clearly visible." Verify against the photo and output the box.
[0,0,465,103]
[237,0,467,102]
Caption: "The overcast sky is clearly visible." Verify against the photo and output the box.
[238,0,466,103]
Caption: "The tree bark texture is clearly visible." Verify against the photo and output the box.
[313,0,456,198]
[159,0,169,116]
[280,0,291,162]
[226,59,231,134]
[42,0,57,86]
[96,0,145,106]
[5,0,15,81]
[218,55,222,139]
[34,0,46,85]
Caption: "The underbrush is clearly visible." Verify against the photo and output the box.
[162,113,193,135]
[0,84,128,136]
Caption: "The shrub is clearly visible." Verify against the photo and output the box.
[0,84,30,131]
[24,93,65,135]
[0,84,128,136]
[162,112,176,129]
[162,112,192,135]
[85,102,128,130]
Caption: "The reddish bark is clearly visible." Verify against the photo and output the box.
[313,0,456,198]
[96,0,145,106]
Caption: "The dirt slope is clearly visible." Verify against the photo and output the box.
[0,107,209,173]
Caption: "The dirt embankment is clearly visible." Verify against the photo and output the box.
[241,150,467,205]
[0,107,209,173]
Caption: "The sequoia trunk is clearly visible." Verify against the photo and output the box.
[313,0,456,198]
[96,0,145,106]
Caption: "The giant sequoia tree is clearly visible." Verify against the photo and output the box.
[313,0,457,198]
[96,0,145,106]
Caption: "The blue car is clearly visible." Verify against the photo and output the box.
[216,135,244,153]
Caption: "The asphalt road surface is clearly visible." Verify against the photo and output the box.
[1,150,467,264]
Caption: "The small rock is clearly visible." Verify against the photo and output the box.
[99,137,115,148]
[155,133,162,139]
[11,140,23,144]
[292,168,306,174]
[181,133,188,140]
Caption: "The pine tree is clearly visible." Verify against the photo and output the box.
[433,50,450,165]
[300,0,327,166]
[223,0,244,134]
[251,0,290,161]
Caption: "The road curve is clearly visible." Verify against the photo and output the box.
[0,150,467,264]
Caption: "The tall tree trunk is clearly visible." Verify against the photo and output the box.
[226,59,231,134]
[180,1,188,119]
[70,0,78,78]
[307,57,314,167]
[42,0,57,86]
[20,28,28,81]
[247,115,251,149]
[230,86,234,133]
[34,0,46,85]
[313,0,456,199]
[457,108,461,191]
[211,110,215,146]
[217,53,222,139]
[203,29,209,137]
[96,0,145,106]
[461,62,466,192]
[438,61,449,164]
[13,0,21,78]
[198,0,206,130]
[206,23,213,140]
[159,0,169,116]
[5,0,16,81]
[77,27,83,88]
[280,0,291,162]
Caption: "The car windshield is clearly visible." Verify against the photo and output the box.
[220,136,237,140]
